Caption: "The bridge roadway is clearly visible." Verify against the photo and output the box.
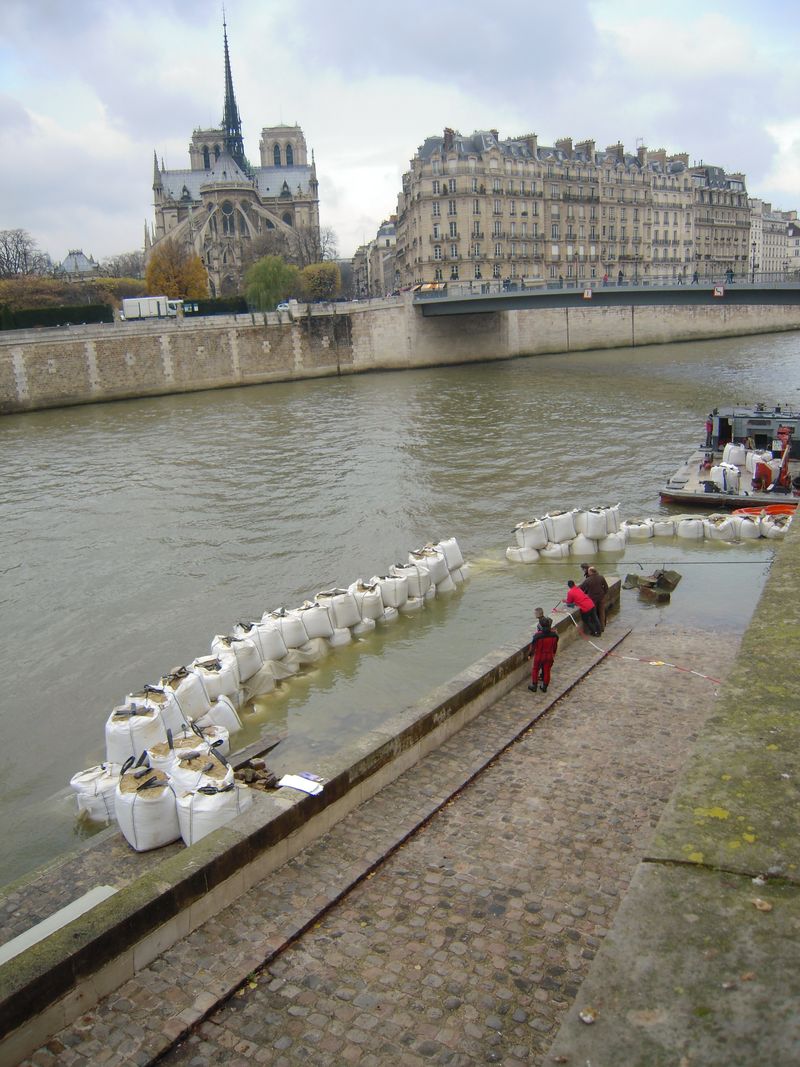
[413,280,800,316]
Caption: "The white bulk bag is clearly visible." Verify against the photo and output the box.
[703,514,740,541]
[738,515,762,540]
[409,549,448,585]
[711,463,739,492]
[600,504,621,533]
[388,564,431,599]
[211,635,263,683]
[400,596,424,614]
[348,579,385,620]
[436,573,457,593]
[543,511,577,544]
[761,514,791,539]
[315,588,361,629]
[651,519,676,537]
[374,574,409,609]
[125,685,186,735]
[189,655,239,702]
[263,609,309,649]
[148,730,209,774]
[454,563,470,582]
[621,519,654,540]
[105,703,168,765]
[195,694,243,736]
[295,601,334,639]
[115,769,179,852]
[176,783,253,846]
[353,617,376,635]
[507,546,536,563]
[723,443,747,466]
[570,534,598,556]
[378,605,399,624]
[514,520,548,551]
[579,509,608,540]
[540,541,571,560]
[597,532,626,553]
[328,627,352,647]
[433,537,464,570]
[676,517,704,539]
[168,750,234,794]
[162,667,211,720]
[70,763,120,823]
[249,621,289,662]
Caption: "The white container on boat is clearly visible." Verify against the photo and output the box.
[436,572,457,593]
[543,510,577,544]
[105,703,168,765]
[70,763,120,823]
[723,443,747,466]
[540,541,571,561]
[189,655,239,702]
[374,574,408,609]
[570,533,598,556]
[676,517,704,539]
[115,769,179,852]
[651,519,676,537]
[621,519,654,540]
[195,694,242,736]
[176,782,253,846]
[389,563,431,599]
[316,588,361,630]
[211,635,263,683]
[597,532,626,553]
[348,579,385,621]
[433,537,464,571]
[327,627,352,647]
[263,609,309,649]
[711,463,740,492]
[294,602,334,639]
[514,519,547,550]
[409,548,448,585]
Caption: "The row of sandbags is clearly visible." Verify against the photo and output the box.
[506,507,791,563]
[70,537,469,849]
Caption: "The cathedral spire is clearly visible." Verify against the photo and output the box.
[221,15,248,174]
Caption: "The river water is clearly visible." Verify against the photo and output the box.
[2,331,799,887]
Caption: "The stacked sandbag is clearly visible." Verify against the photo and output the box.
[115,765,180,852]
[70,763,120,824]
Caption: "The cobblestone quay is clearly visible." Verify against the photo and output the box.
[22,619,738,1066]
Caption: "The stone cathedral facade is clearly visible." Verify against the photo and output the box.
[146,22,320,297]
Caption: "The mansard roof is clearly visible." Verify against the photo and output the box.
[159,153,314,203]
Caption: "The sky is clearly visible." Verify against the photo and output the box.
[1,0,798,265]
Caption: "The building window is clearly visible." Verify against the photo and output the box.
[434,267,443,281]
[473,199,480,214]
[432,180,440,195]
[510,222,516,238]
[273,144,282,166]
[551,245,559,256]
[286,144,294,166]
[472,243,481,257]
[202,146,210,169]
[433,224,441,239]
[432,160,441,175]
[493,178,501,192]
[432,203,440,217]
[495,242,502,257]
[450,243,458,258]
[493,199,502,215]
[550,184,558,198]
[550,264,557,278]
[551,224,560,239]
[472,221,480,236]
[448,178,456,193]
[450,266,459,279]
[510,200,516,215]
[434,245,442,259]
[471,177,478,192]
[474,264,482,279]
[448,199,457,215]
[449,221,458,237]
[493,263,501,278]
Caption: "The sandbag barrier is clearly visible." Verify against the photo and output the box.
[70,537,469,851]
[506,506,791,564]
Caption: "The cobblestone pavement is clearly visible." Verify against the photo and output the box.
[22,621,739,1066]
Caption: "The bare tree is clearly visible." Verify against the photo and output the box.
[242,224,339,271]
[0,229,52,277]
[102,250,145,278]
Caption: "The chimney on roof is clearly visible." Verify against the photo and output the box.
[649,147,667,165]
[443,127,455,152]
[575,139,595,160]
[606,142,624,163]
[524,133,538,156]
[555,137,573,158]
[667,152,689,165]
[490,129,499,142]
[636,145,648,165]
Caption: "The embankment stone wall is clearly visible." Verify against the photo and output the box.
[2,299,799,414]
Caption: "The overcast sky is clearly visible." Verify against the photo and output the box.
[1,0,798,265]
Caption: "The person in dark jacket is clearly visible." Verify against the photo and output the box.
[580,566,609,632]
[565,580,601,636]
[528,616,559,692]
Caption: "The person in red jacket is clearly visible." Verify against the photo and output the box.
[528,616,559,692]
[565,580,601,636]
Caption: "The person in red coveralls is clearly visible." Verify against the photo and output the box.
[565,580,601,636]
[528,616,559,693]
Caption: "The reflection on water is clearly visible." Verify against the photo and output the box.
[1,331,799,884]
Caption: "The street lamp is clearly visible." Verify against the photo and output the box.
[751,241,757,285]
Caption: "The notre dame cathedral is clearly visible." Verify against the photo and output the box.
[146,21,320,297]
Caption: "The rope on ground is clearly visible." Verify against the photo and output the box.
[549,603,723,686]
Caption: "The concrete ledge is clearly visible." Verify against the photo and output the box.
[546,526,800,1065]
[0,583,618,1058]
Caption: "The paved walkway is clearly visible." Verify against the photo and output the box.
[21,617,739,1067]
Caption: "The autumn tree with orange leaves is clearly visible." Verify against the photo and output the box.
[144,239,209,299]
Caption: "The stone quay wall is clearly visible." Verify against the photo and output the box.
[1,297,800,415]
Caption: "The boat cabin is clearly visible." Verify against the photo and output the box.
[707,404,800,460]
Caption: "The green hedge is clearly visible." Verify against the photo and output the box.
[1,303,114,330]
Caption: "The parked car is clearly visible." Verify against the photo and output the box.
[276,301,290,311]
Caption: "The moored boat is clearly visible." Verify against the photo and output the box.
[661,404,800,509]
